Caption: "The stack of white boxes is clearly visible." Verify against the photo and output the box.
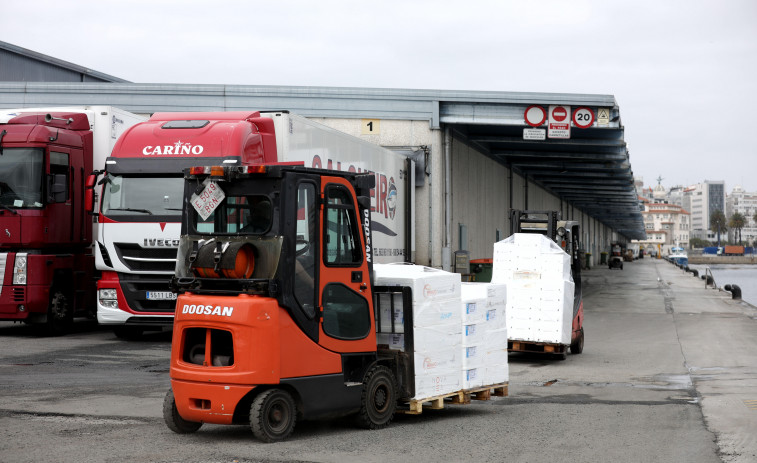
[374,264,463,400]
[461,283,509,388]
[491,233,574,346]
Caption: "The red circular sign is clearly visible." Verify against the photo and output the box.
[572,107,595,128]
[524,105,546,127]
[551,106,568,122]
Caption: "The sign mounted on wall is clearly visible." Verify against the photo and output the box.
[572,107,595,129]
[523,128,546,140]
[597,108,610,125]
[524,105,547,127]
[548,105,571,139]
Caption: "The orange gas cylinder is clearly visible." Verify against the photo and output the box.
[193,242,256,279]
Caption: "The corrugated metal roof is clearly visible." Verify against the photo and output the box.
[0,41,129,83]
[0,82,645,239]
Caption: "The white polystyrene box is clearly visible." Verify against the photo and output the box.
[461,282,506,301]
[377,295,460,329]
[462,322,485,346]
[484,306,507,330]
[462,366,485,389]
[377,324,462,353]
[413,345,462,376]
[484,326,509,349]
[462,344,485,369]
[374,264,461,305]
[483,362,509,386]
[485,347,509,365]
[414,323,462,352]
[460,299,486,323]
[413,370,462,400]
[491,233,572,284]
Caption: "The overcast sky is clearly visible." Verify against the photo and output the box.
[3,0,756,193]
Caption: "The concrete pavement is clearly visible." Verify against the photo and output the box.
[0,257,754,462]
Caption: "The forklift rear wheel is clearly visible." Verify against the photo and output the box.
[356,365,397,430]
[163,389,202,434]
[570,328,584,354]
[250,389,296,443]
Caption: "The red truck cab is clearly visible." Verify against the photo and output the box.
[0,111,96,333]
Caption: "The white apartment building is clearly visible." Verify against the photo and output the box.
[726,185,757,245]
[683,181,726,241]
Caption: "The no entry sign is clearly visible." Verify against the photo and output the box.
[548,105,571,139]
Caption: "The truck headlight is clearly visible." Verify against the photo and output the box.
[98,288,119,309]
[13,253,27,285]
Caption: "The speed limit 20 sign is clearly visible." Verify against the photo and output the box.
[572,107,595,129]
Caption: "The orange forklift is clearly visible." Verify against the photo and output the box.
[163,164,416,441]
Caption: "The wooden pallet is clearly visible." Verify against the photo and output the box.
[509,340,566,354]
[398,382,509,415]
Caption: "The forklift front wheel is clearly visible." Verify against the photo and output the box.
[250,389,297,443]
[356,365,397,430]
[163,389,202,434]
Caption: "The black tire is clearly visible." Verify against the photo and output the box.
[250,389,297,442]
[552,351,568,360]
[570,328,584,354]
[114,326,144,340]
[356,365,397,430]
[163,389,202,434]
[43,289,73,336]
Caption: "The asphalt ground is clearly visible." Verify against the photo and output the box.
[0,257,755,462]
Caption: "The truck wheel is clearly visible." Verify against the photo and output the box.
[163,389,202,434]
[250,389,296,442]
[43,290,73,336]
[570,328,584,354]
[356,365,397,430]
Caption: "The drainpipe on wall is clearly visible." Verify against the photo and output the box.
[443,126,452,271]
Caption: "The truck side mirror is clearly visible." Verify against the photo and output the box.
[85,173,97,214]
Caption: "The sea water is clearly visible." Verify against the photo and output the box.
[688,264,757,307]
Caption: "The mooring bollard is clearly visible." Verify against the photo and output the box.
[724,284,742,300]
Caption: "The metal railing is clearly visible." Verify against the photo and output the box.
[703,266,717,289]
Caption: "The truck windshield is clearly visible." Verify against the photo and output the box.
[101,175,184,218]
[0,148,44,208]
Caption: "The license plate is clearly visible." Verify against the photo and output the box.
[146,291,177,301]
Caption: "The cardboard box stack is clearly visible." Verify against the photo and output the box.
[461,283,509,387]
[374,264,462,400]
[491,233,574,346]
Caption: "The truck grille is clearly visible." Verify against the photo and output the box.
[119,274,177,313]
[114,243,178,272]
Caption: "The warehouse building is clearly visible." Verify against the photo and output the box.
[0,40,644,270]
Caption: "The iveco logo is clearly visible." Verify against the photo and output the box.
[143,239,180,248]
[142,141,204,156]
